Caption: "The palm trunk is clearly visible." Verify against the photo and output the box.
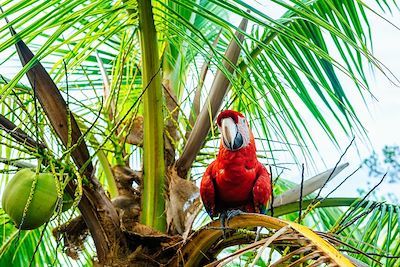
[137,0,166,232]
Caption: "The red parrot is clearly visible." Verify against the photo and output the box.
[200,110,272,223]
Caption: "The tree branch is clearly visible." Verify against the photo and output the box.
[176,18,248,177]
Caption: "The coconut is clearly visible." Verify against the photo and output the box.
[2,168,58,230]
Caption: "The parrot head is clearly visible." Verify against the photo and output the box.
[217,110,251,151]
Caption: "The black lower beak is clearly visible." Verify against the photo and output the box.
[232,132,243,150]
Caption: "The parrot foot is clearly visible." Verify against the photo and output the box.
[226,209,244,220]
[219,209,244,239]
[219,212,228,239]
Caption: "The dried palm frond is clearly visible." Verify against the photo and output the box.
[173,213,355,266]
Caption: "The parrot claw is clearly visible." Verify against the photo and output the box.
[226,209,244,220]
[219,209,244,239]
[219,212,228,239]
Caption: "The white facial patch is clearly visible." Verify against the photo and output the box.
[236,117,250,148]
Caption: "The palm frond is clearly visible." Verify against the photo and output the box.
[0,0,399,265]
[174,213,355,266]
[0,209,93,266]
[330,200,400,266]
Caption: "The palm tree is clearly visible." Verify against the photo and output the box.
[0,0,399,266]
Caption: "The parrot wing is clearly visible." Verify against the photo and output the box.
[200,161,217,218]
[252,164,272,214]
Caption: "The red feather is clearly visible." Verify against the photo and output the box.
[216,110,244,126]
[200,110,272,218]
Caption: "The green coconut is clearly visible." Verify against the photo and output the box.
[2,168,58,230]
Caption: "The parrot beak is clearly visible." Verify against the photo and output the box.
[220,117,244,150]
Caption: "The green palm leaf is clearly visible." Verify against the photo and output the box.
[0,0,399,266]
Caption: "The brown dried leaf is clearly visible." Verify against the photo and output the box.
[112,164,142,197]
[125,115,144,146]
[52,216,88,260]
[166,167,201,235]
[125,222,182,249]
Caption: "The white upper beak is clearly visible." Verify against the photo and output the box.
[221,117,238,150]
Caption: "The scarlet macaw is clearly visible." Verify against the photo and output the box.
[200,110,272,226]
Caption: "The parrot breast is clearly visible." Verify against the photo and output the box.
[213,142,258,211]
